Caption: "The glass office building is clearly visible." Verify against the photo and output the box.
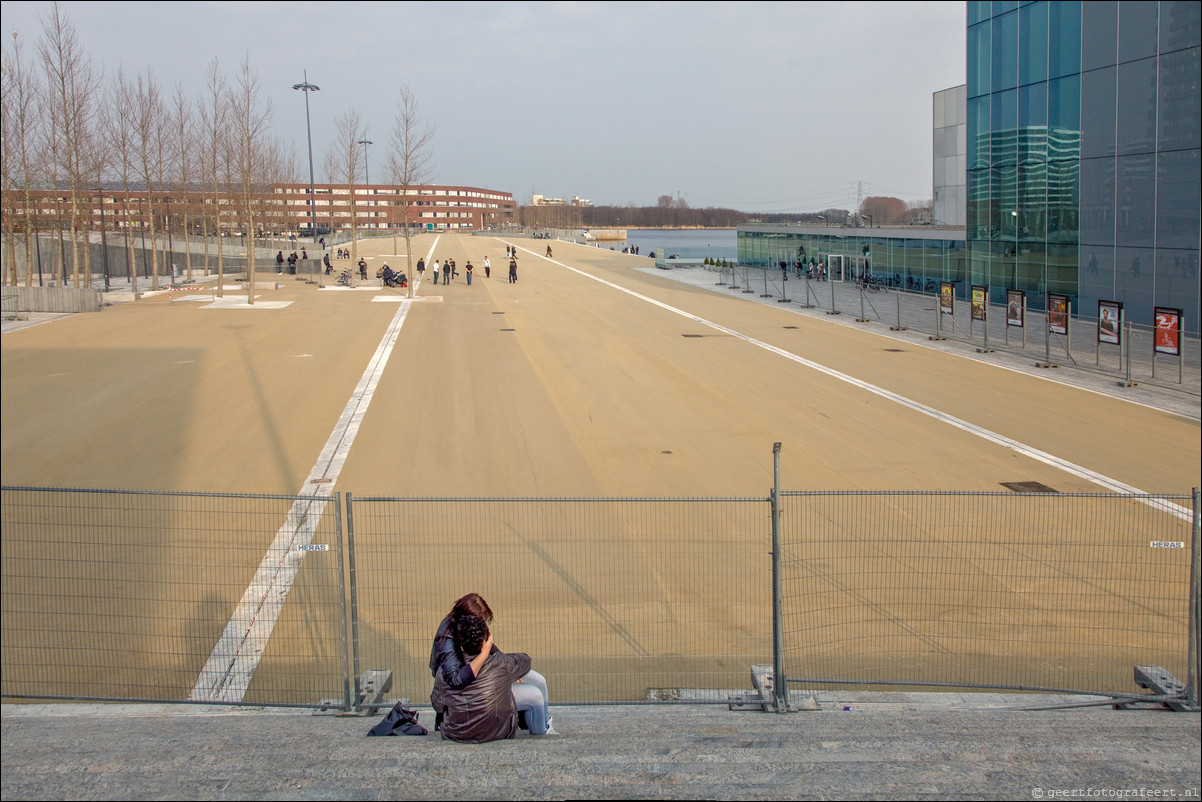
[740,1,1199,334]
[968,0,1200,330]
[737,226,967,293]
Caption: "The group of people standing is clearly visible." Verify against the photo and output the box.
[410,250,518,287]
[270,239,545,290]
[275,249,309,274]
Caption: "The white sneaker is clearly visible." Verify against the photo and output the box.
[541,716,561,737]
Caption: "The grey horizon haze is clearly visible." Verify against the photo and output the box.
[2,0,966,214]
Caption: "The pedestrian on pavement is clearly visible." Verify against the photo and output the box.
[508,258,518,284]
[482,256,491,279]
[432,260,440,284]
[465,261,474,285]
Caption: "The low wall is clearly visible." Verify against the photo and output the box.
[7,285,101,315]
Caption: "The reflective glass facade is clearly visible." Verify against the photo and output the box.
[738,227,967,295]
[969,1,1200,331]
[740,2,1199,332]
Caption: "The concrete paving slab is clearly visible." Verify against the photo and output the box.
[3,697,1198,801]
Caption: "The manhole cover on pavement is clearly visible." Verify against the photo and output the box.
[1001,481,1058,493]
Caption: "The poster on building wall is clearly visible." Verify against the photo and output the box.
[971,286,987,322]
[1006,290,1025,328]
[1048,294,1070,336]
[939,281,955,316]
[1154,307,1183,356]
[1097,300,1121,345]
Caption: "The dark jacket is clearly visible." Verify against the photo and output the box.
[429,615,485,689]
[430,648,531,744]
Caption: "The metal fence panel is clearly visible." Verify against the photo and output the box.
[779,491,1196,696]
[1,487,349,708]
[346,496,770,704]
[4,486,1196,707]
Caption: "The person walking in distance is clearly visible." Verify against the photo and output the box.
[482,255,491,279]
[432,260,440,285]
[508,257,518,284]
[465,261,474,286]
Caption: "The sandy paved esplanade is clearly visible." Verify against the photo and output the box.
[2,232,1198,707]
[3,231,1197,497]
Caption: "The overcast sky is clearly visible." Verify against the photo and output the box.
[2,1,966,213]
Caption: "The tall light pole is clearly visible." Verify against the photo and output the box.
[292,71,320,254]
[358,139,372,231]
[358,139,372,187]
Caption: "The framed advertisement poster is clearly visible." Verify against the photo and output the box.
[971,286,987,322]
[1097,300,1121,345]
[939,281,954,316]
[1048,293,1069,335]
[1154,307,1182,356]
[1006,289,1025,328]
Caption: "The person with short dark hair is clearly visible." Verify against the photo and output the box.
[429,594,555,741]
[430,593,494,690]
[430,614,530,743]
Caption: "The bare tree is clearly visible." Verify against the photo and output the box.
[327,109,367,265]
[106,67,146,287]
[228,54,273,304]
[384,86,434,299]
[859,196,907,226]
[199,58,228,296]
[37,1,102,288]
[171,83,196,280]
[132,68,165,289]
[1,28,44,286]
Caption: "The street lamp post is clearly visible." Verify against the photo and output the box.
[94,188,110,292]
[1011,210,1019,291]
[165,196,174,283]
[292,71,320,284]
[358,138,372,232]
[359,139,372,187]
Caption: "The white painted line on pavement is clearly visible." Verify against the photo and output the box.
[190,237,440,703]
[534,250,1193,523]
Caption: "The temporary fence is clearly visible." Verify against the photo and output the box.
[778,489,1198,702]
[706,263,1200,395]
[2,483,1197,711]
[0,487,349,709]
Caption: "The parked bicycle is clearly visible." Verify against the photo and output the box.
[858,274,886,292]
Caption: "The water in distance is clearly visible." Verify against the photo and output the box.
[587,228,737,262]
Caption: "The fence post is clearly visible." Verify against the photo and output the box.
[1189,487,1200,708]
[334,493,353,712]
[346,492,363,711]
[771,442,790,712]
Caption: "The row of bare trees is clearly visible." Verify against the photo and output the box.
[2,2,434,301]
[0,4,289,298]
[524,197,933,230]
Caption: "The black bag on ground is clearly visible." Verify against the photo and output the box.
[367,702,428,736]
